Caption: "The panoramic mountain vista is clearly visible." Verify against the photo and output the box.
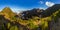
[0,0,60,30]
[0,4,60,30]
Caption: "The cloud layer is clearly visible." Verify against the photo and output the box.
[45,1,55,7]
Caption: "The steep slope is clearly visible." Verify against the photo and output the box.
[45,4,60,16]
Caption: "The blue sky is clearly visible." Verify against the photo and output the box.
[0,0,60,13]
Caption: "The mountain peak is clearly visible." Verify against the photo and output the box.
[1,7,13,13]
[4,7,10,9]
[0,7,16,18]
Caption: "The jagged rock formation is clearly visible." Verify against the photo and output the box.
[20,8,45,20]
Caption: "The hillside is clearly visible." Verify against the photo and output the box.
[45,4,60,16]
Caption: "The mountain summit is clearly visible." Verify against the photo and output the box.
[1,7,13,13]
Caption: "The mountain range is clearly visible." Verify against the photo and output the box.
[0,4,60,30]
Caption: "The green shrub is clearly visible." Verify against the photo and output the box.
[7,23,11,29]
[27,22,38,29]
[10,25,18,30]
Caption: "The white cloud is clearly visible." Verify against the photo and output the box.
[45,1,55,7]
[39,1,44,4]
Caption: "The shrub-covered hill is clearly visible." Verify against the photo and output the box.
[0,4,60,30]
[0,7,16,19]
